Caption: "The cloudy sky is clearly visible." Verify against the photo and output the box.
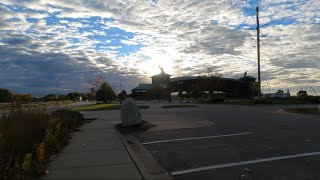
[0,0,319,95]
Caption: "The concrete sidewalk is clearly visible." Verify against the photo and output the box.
[42,114,142,180]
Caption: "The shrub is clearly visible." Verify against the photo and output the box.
[303,96,320,104]
[0,108,84,179]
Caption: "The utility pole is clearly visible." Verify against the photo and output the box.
[256,6,261,99]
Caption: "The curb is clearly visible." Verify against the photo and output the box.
[115,128,173,180]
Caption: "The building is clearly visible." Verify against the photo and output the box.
[131,69,259,99]
[263,89,290,98]
[170,75,258,98]
[151,67,171,88]
[131,84,154,99]
[131,67,171,100]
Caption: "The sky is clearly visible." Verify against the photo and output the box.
[0,0,319,96]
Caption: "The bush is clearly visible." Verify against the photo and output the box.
[0,108,84,179]
[302,96,320,104]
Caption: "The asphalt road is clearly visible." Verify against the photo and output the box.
[131,103,320,180]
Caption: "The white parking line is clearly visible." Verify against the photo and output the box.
[171,151,320,176]
[142,132,252,145]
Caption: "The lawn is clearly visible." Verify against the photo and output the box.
[71,103,150,111]
[162,104,198,108]
[284,107,320,114]
[202,98,318,105]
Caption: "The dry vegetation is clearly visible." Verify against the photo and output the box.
[0,108,84,179]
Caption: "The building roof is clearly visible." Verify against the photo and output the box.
[237,76,256,81]
[132,83,153,91]
[171,76,238,82]
[151,73,171,78]
[170,76,199,82]
[170,75,255,84]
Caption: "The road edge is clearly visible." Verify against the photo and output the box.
[115,127,173,180]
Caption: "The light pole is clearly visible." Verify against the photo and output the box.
[256,6,261,99]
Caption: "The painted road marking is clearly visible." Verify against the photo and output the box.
[142,132,252,145]
[171,151,320,176]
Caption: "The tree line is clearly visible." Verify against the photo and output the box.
[0,82,127,103]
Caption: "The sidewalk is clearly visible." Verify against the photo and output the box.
[42,113,142,180]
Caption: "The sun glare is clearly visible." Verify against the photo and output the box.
[144,55,174,76]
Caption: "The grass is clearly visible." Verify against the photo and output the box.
[199,99,254,105]
[284,108,320,114]
[201,97,319,106]
[71,103,150,111]
[263,98,312,105]
[162,105,198,108]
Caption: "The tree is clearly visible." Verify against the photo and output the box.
[85,93,95,101]
[121,90,127,97]
[205,68,222,78]
[276,90,284,94]
[96,82,115,103]
[297,90,308,97]
[191,83,202,100]
[67,92,81,101]
[0,88,13,102]
[42,94,56,101]
[117,90,127,101]
[57,94,68,101]
[14,94,33,102]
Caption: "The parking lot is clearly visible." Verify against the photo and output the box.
[133,103,320,179]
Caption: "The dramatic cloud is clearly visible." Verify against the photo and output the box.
[0,0,319,95]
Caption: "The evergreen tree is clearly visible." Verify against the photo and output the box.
[0,88,13,102]
[96,82,115,103]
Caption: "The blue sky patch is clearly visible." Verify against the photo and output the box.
[242,0,260,16]
[26,18,39,23]
[268,18,296,26]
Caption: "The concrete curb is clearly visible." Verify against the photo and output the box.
[115,128,173,180]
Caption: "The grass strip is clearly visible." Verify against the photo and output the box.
[71,103,150,111]
[162,105,198,108]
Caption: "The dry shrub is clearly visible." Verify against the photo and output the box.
[0,108,84,179]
